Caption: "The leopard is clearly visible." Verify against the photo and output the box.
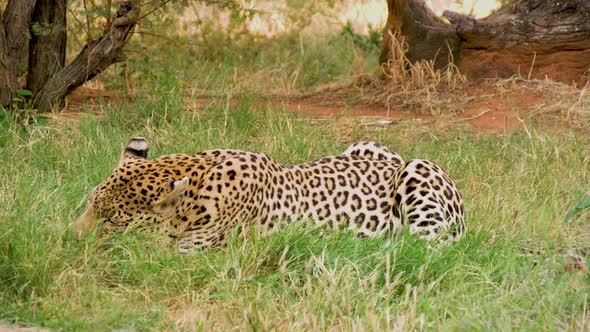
[343,141,466,241]
[343,141,405,165]
[74,137,465,252]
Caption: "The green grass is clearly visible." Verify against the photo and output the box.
[1,100,589,330]
[112,29,378,96]
[1,30,590,331]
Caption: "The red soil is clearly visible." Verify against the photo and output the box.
[64,83,553,133]
[280,84,550,133]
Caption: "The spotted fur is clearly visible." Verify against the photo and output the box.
[343,141,405,165]
[74,138,465,252]
[343,141,466,241]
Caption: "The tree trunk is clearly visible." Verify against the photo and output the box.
[379,0,460,69]
[0,0,37,107]
[381,0,590,84]
[1,0,139,112]
[34,0,140,113]
[27,0,67,97]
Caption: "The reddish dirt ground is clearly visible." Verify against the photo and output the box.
[278,84,552,133]
[62,83,556,133]
[453,84,548,132]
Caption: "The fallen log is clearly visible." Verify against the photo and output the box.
[380,0,590,84]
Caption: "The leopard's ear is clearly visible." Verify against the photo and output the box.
[153,177,189,214]
[118,137,149,167]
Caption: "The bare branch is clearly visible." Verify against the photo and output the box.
[83,0,91,41]
[137,0,174,21]
[105,0,112,30]
[66,5,89,37]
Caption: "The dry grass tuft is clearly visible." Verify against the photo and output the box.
[301,33,466,114]
[494,77,590,128]
[294,32,588,130]
[356,33,465,113]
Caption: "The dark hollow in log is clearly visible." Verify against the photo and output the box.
[381,0,590,84]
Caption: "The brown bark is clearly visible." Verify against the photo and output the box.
[27,0,67,97]
[381,0,590,84]
[0,0,37,107]
[34,0,140,112]
[380,0,460,69]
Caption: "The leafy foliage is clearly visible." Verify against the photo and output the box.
[339,22,382,52]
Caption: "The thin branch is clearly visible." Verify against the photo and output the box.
[137,0,175,21]
[83,0,91,41]
[66,5,89,38]
[136,0,249,23]
[105,0,112,29]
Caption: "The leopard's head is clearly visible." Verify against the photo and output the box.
[73,137,189,238]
